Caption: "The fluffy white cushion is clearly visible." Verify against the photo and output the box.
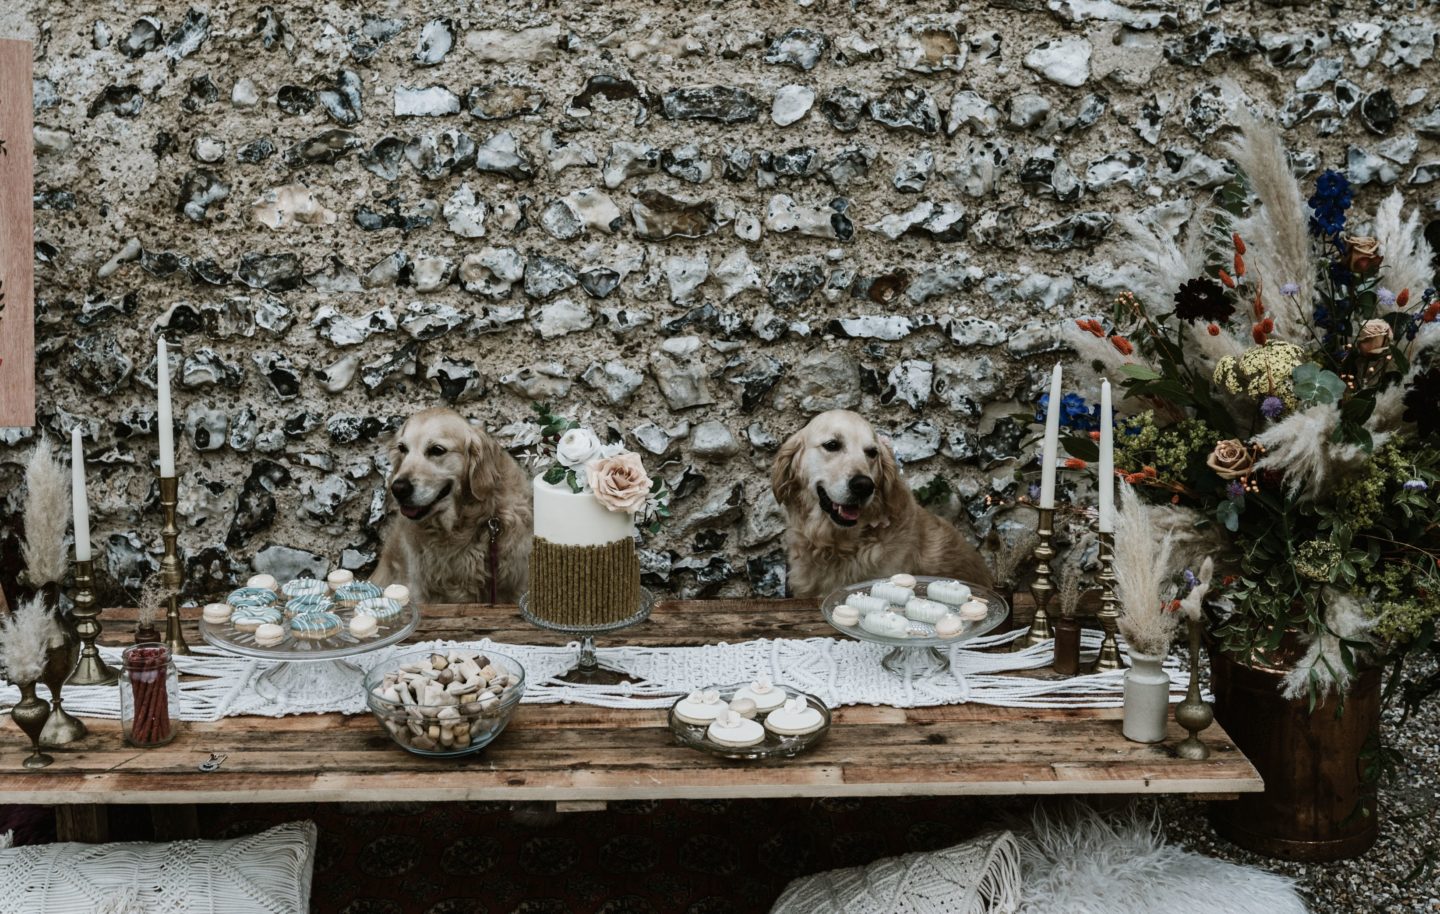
[0,820,316,914]
[771,831,1024,914]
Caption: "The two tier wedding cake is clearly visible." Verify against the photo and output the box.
[527,414,668,627]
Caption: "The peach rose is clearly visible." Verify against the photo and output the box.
[1341,235,1383,274]
[586,452,652,514]
[1356,319,1393,355]
[1206,439,1254,480]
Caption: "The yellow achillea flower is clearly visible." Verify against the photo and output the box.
[1213,341,1305,407]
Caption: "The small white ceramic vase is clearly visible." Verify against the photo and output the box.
[1122,651,1170,743]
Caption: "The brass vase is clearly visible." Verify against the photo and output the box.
[13,681,55,769]
[1174,617,1212,760]
[39,630,86,747]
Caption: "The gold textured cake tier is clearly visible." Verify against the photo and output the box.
[528,536,642,627]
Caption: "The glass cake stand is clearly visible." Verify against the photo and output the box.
[669,682,832,761]
[820,576,1009,679]
[518,588,655,684]
[200,602,420,705]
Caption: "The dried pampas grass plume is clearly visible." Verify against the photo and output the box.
[1223,107,1312,340]
[1179,558,1214,623]
[1254,403,1390,499]
[1112,482,1179,657]
[991,528,1041,593]
[1371,190,1436,303]
[1280,590,1372,702]
[20,437,72,588]
[133,575,170,629]
[1056,531,1095,619]
[0,596,62,684]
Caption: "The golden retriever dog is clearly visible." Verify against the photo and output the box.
[373,408,533,604]
[772,410,993,599]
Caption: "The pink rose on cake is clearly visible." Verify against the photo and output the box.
[555,428,604,468]
[587,452,652,513]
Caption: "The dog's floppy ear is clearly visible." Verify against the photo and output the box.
[463,423,504,505]
[771,431,806,508]
[874,435,908,511]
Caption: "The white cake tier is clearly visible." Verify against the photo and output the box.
[533,474,635,547]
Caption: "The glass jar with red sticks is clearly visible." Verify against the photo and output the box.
[118,643,179,748]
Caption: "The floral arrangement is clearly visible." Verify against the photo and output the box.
[1064,112,1439,704]
[531,404,671,532]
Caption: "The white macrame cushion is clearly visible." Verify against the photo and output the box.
[0,820,317,914]
[771,831,1023,914]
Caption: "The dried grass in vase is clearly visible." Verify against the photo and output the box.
[132,575,169,642]
[1112,482,1179,658]
[0,596,61,685]
[20,437,71,590]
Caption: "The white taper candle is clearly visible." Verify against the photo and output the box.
[157,337,175,477]
[1098,378,1115,533]
[71,427,92,561]
[1039,363,1063,509]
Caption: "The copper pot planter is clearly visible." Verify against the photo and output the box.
[1208,646,1380,861]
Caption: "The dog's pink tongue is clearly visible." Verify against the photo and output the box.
[838,504,861,521]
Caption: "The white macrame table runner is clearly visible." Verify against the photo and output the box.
[2,629,1203,721]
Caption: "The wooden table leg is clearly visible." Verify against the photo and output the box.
[55,805,109,842]
[150,804,199,841]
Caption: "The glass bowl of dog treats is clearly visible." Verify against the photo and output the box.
[366,648,526,757]
[668,679,831,761]
[820,575,1010,678]
[198,571,421,660]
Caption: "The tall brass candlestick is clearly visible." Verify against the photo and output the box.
[158,475,190,655]
[67,557,118,686]
[1024,507,1056,647]
[1095,531,1124,670]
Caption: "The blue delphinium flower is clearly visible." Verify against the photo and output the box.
[1403,479,1428,492]
[1281,282,1300,297]
[1377,288,1397,307]
[1028,483,1042,501]
[1260,396,1285,419]
[1226,480,1246,500]
[1182,569,1199,590]
[1308,169,1353,237]
[1037,392,1101,432]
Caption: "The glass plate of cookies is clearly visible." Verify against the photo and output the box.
[668,680,831,760]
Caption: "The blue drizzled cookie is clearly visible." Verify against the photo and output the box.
[232,605,283,632]
[226,587,279,608]
[289,611,343,641]
[333,581,383,607]
[282,578,329,598]
[354,597,404,623]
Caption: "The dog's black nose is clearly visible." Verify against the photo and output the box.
[849,475,875,499]
[391,478,413,500]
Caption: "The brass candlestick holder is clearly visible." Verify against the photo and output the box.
[1175,616,1213,759]
[158,475,190,655]
[1095,531,1124,671]
[1024,507,1056,647]
[67,557,118,686]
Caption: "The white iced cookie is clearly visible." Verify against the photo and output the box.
[246,573,279,593]
[729,697,758,719]
[832,604,860,627]
[904,597,949,624]
[326,569,354,591]
[706,709,765,748]
[847,593,889,615]
[254,622,285,647]
[871,582,914,605]
[764,696,825,736]
[860,610,910,639]
[928,580,972,606]
[201,602,233,624]
[734,679,786,712]
[958,599,989,621]
[675,689,727,725]
[383,583,411,605]
[934,614,964,638]
[890,573,917,589]
[349,614,379,639]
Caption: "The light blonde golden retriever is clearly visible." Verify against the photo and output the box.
[772,410,992,599]
[373,408,532,604]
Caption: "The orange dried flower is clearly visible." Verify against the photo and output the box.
[1261,317,1275,334]
[1075,318,1106,338]
[1063,458,1088,470]
[1089,430,1101,441]
[1171,494,1181,504]
[1396,288,1410,309]
[1233,233,1246,255]
[1252,324,1267,345]
[1110,335,1134,355]
[1424,301,1440,323]
[1142,466,1157,478]
[1207,323,1221,336]
[1234,253,1246,278]
[1219,269,1236,289]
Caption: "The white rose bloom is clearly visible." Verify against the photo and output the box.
[555,428,604,468]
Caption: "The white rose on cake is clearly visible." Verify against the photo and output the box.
[587,452,653,513]
[555,428,604,468]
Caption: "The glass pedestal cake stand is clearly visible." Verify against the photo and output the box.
[200,603,420,706]
[518,589,655,685]
[820,576,1010,679]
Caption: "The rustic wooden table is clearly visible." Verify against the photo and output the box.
[3,599,1261,841]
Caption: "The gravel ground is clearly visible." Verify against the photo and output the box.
[1161,651,1440,914]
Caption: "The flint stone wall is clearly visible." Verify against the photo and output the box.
[2,1,1437,602]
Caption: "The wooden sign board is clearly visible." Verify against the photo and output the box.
[0,38,34,428]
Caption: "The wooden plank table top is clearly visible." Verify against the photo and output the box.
[1,599,1262,805]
